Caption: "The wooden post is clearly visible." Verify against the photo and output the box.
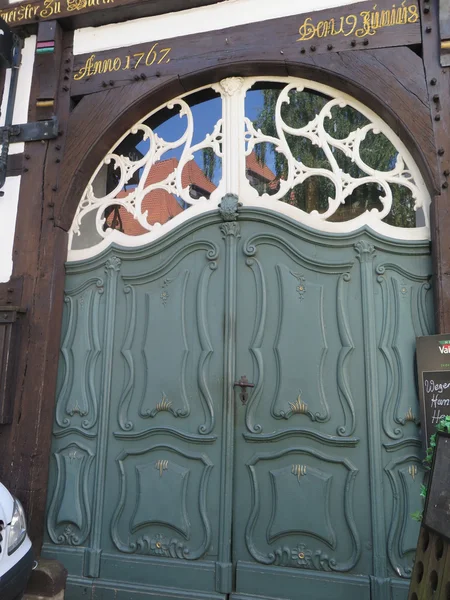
[420,0,450,333]
[0,22,73,551]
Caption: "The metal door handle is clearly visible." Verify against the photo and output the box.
[234,375,254,405]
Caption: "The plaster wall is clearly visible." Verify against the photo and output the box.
[73,0,360,54]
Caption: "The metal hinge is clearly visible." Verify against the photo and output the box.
[0,117,59,144]
[0,30,59,196]
[0,305,26,323]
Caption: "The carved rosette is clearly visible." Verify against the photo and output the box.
[219,193,240,221]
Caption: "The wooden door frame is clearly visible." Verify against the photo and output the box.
[0,7,446,554]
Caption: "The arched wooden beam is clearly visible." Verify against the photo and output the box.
[55,47,437,231]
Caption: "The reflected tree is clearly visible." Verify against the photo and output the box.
[252,88,416,227]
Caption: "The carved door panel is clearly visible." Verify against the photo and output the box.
[100,226,226,597]
[44,213,432,600]
[231,218,433,600]
[232,220,372,600]
[45,222,229,600]
[373,246,433,600]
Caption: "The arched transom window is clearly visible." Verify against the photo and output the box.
[68,76,431,260]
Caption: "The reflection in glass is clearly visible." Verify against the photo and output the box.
[244,84,419,228]
[73,91,222,248]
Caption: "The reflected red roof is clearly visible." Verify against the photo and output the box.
[106,153,276,236]
[246,151,276,182]
[106,157,216,236]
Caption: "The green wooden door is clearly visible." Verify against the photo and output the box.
[231,211,432,600]
[43,207,433,600]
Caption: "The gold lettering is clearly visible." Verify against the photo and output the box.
[133,52,145,69]
[297,17,316,41]
[74,43,171,82]
[157,47,171,64]
[66,0,87,11]
[343,14,357,36]
[90,59,101,75]
[356,10,374,37]
[17,5,27,21]
[74,54,96,80]
[316,20,330,38]
[330,17,344,36]
[40,0,55,18]
[391,5,397,26]
[123,55,131,70]
[397,0,408,24]
[370,5,380,30]
[380,9,391,26]
[6,7,18,22]
[296,2,417,43]
[100,58,113,73]
[145,43,158,66]
[407,4,419,22]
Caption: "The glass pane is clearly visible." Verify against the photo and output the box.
[73,90,222,247]
[244,81,424,228]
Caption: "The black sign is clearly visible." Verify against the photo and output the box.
[423,432,450,540]
[417,335,450,448]
[0,17,13,68]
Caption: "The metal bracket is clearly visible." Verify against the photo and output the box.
[0,306,26,323]
[0,117,59,144]
[0,30,59,196]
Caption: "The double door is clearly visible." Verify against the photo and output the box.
[43,209,432,600]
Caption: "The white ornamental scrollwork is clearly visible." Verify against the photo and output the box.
[69,95,224,256]
[68,77,430,261]
[242,83,425,227]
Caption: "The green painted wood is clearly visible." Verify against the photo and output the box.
[43,208,433,600]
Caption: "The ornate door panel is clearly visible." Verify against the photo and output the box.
[45,222,229,600]
[231,216,433,600]
[374,245,433,600]
[43,213,432,600]
[232,218,371,600]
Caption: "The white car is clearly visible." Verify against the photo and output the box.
[0,483,33,600]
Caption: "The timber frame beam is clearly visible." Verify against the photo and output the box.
[421,0,450,332]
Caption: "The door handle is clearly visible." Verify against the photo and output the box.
[234,375,254,405]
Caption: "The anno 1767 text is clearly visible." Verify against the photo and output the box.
[73,43,172,81]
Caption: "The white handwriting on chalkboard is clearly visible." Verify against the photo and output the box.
[430,393,450,407]
[425,379,450,394]
[432,409,446,424]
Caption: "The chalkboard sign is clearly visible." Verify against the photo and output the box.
[423,432,450,541]
[417,335,450,448]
